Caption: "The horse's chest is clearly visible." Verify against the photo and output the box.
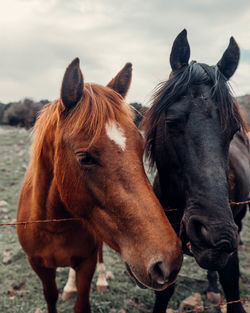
[23,224,97,268]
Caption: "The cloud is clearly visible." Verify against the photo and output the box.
[0,0,250,103]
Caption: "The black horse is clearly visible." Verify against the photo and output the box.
[143,30,249,313]
[206,131,250,306]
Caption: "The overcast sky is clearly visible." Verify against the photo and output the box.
[0,0,250,105]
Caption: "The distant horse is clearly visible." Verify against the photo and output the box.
[17,59,182,313]
[143,30,249,313]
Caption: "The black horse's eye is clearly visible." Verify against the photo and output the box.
[77,152,97,166]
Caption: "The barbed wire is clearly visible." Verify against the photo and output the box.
[0,217,83,227]
[0,199,249,227]
[230,199,250,205]
[173,297,249,313]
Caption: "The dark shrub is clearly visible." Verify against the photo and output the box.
[130,102,148,127]
[0,102,5,124]
[2,98,44,128]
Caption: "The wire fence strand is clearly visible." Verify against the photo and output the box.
[0,199,250,227]
[230,200,250,205]
[0,217,83,227]
[173,297,250,313]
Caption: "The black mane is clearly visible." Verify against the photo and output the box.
[143,61,248,166]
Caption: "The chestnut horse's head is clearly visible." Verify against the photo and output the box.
[34,59,182,290]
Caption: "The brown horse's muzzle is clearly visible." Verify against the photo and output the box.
[122,243,183,290]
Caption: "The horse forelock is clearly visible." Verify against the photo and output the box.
[143,62,248,167]
[30,83,132,168]
[61,83,132,144]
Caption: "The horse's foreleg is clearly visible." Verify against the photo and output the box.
[235,204,247,251]
[206,270,222,304]
[74,250,98,313]
[29,260,58,313]
[218,251,246,313]
[62,268,77,300]
[153,283,175,313]
[96,243,108,292]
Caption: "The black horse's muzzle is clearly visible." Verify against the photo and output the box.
[180,214,239,270]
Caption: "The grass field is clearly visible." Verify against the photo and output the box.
[0,125,249,313]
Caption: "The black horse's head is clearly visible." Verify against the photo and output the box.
[144,30,248,270]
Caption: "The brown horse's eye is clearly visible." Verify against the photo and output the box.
[77,152,97,166]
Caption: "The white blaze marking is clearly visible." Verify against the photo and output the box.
[105,121,126,151]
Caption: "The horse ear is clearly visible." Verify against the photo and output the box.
[217,37,240,80]
[170,29,190,71]
[107,63,132,98]
[61,58,84,110]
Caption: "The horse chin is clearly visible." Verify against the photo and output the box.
[125,263,147,289]
[191,246,230,270]
[124,263,174,291]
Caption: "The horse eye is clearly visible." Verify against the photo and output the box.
[77,152,97,166]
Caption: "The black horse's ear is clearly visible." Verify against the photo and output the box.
[61,58,84,110]
[217,37,240,80]
[107,63,132,98]
[170,29,190,72]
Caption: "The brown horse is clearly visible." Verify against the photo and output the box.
[17,59,182,313]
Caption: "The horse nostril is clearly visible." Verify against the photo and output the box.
[191,220,211,245]
[200,226,210,242]
[216,239,234,253]
[199,226,233,251]
[189,218,238,252]
[149,261,169,285]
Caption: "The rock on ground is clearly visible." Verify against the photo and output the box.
[179,293,203,312]
[244,302,250,313]
[0,200,8,207]
[2,249,13,264]
[207,291,222,304]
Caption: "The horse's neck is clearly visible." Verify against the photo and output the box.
[153,119,185,208]
[153,172,183,235]
[45,177,71,219]
[156,161,185,210]
[27,164,68,220]
[27,131,71,220]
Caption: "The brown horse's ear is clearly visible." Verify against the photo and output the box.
[61,58,84,110]
[170,29,190,72]
[107,63,132,98]
[217,37,240,80]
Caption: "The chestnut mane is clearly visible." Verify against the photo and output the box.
[31,83,132,166]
